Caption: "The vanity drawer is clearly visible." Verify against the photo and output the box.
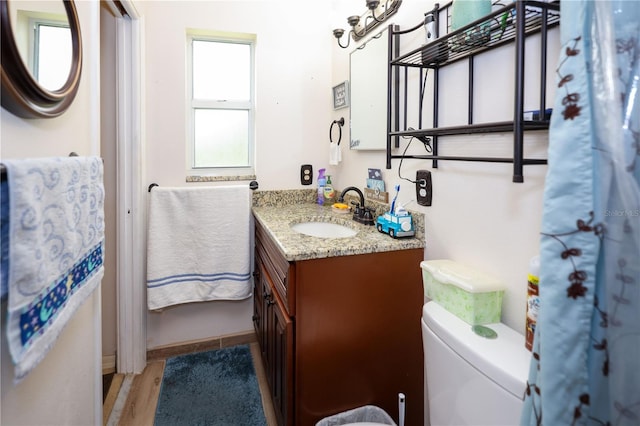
[255,221,295,316]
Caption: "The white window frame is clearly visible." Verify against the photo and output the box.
[28,17,70,83]
[186,31,256,177]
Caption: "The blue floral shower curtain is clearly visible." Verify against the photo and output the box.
[521,1,640,425]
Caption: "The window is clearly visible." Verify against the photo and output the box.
[187,33,255,176]
[33,21,72,91]
[17,8,72,92]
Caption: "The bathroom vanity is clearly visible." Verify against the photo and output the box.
[252,196,425,426]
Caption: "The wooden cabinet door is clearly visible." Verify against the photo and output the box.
[259,260,294,426]
[261,266,274,378]
[294,249,425,425]
[271,289,293,426]
[252,268,263,341]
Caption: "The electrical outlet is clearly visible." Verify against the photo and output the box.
[416,170,432,206]
[301,164,313,185]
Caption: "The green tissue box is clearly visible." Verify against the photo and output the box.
[421,260,505,325]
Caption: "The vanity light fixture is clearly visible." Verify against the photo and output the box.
[333,0,402,49]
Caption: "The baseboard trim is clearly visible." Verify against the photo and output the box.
[146,330,257,361]
[103,354,116,375]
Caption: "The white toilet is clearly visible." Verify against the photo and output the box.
[422,300,531,425]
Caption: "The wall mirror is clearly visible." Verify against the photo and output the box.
[1,0,82,118]
[349,27,389,151]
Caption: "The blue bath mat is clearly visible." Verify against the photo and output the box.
[154,344,267,426]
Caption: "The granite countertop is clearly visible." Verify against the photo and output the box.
[252,190,425,262]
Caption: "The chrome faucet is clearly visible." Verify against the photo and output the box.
[338,186,374,226]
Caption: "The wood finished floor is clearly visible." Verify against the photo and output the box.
[104,342,277,426]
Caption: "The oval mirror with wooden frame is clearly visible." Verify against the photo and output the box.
[0,0,82,118]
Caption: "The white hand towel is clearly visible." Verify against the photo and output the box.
[3,156,105,383]
[330,141,342,165]
[147,186,252,310]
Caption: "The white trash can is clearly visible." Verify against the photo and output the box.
[315,405,396,426]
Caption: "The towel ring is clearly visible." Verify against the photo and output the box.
[330,117,344,146]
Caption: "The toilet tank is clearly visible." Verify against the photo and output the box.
[422,302,531,426]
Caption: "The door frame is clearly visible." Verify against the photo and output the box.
[105,0,146,374]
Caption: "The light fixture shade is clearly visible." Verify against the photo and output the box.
[366,0,380,10]
[332,0,402,48]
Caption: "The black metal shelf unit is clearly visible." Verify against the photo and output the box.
[386,0,560,182]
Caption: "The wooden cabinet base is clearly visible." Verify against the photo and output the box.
[255,220,424,426]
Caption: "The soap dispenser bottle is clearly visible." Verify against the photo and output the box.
[323,175,335,204]
[317,168,326,205]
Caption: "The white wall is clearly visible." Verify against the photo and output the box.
[0,1,102,424]
[329,1,559,333]
[143,0,333,349]
[142,0,557,348]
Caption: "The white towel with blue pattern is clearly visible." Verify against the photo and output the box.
[146,186,252,310]
[3,156,105,383]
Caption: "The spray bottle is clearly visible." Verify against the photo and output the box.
[424,11,436,44]
[317,168,326,205]
[525,255,540,351]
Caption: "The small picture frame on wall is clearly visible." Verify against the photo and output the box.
[332,81,349,110]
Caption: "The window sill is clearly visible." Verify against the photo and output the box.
[186,174,257,183]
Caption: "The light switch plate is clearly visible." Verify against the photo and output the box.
[301,164,313,185]
[416,170,432,206]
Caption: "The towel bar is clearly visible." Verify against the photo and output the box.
[0,152,79,183]
[148,181,259,192]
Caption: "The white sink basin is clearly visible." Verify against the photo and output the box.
[291,221,357,238]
